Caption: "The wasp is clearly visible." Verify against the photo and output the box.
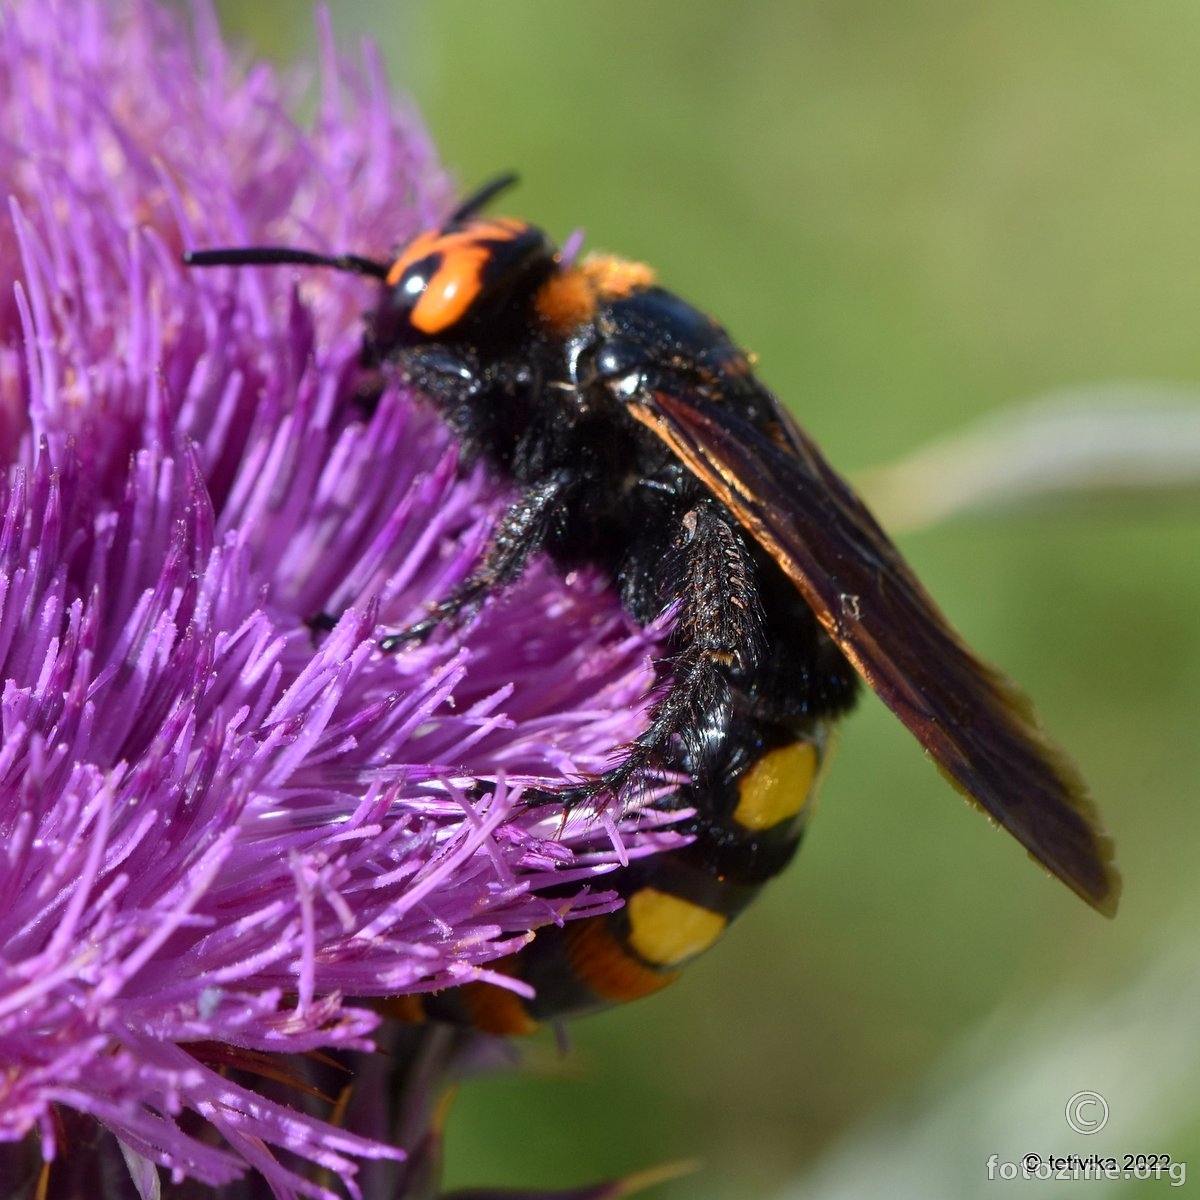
[186,175,1119,1034]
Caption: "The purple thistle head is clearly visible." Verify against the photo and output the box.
[0,2,679,1194]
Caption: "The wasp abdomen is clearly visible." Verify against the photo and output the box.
[392,723,829,1034]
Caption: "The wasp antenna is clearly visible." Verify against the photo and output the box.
[450,173,520,224]
[183,246,390,279]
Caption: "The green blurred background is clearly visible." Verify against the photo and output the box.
[208,3,1199,1196]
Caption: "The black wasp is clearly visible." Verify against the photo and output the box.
[186,175,1118,1034]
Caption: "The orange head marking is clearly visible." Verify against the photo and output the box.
[385,217,529,336]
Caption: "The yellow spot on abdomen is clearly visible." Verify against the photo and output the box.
[626,888,727,967]
[567,917,680,1002]
[732,741,820,832]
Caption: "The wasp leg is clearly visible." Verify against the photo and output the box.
[569,502,762,804]
[380,474,569,652]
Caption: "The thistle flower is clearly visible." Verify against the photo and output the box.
[0,3,679,1195]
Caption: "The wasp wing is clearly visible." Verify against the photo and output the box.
[628,389,1119,915]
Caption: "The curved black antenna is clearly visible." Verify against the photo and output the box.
[183,246,390,279]
[184,174,521,275]
[449,173,520,224]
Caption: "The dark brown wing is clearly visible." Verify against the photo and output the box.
[628,389,1119,915]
